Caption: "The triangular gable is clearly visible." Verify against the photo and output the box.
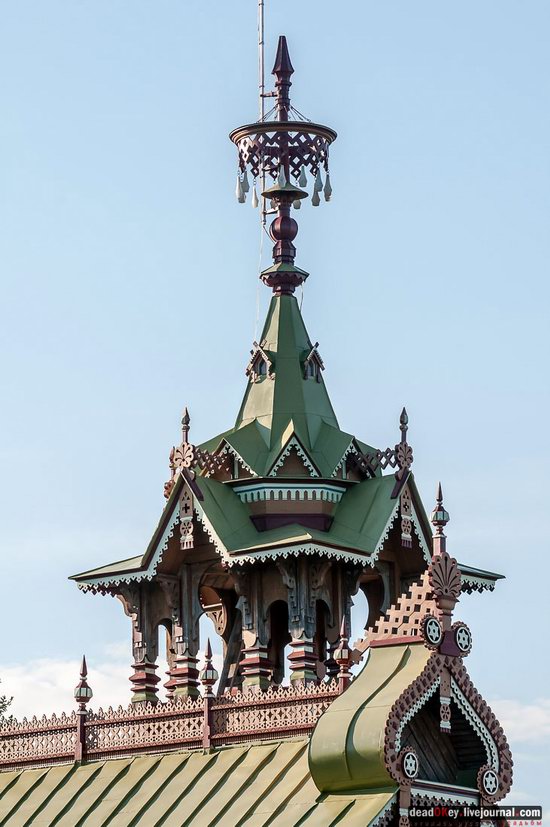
[328,473,431,563]
[267,433,320,477]
[71,474,203,592]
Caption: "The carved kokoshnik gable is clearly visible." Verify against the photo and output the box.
[311,487,513,818]
[70,37,504,708]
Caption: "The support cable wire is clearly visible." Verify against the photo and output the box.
[255,0,267,341]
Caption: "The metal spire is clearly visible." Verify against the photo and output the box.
[431,482,450,555]
[272,35,294,122]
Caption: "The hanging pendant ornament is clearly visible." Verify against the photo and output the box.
[323,173,332,202]
[229,35,338,295]
[314,169,323,193]
[236,174,245,204]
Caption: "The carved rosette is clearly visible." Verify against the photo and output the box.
[477,765,501,804]
[420,614,444,650]
[398,747,420,785]
[451,621,472,656]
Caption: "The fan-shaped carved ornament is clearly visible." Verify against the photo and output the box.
[429,551,462,605]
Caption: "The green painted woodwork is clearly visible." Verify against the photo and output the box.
[309,643,430,793]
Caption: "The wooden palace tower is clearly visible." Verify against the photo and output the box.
[0,35,513,827]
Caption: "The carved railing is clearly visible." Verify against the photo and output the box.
[0,712,77,768]
[0,681,339,771]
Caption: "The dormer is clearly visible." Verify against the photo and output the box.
[245,340,273,383]
[303,341,324,382]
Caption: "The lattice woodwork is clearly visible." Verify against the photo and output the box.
[0,681,339,771]
[362,572,438,645]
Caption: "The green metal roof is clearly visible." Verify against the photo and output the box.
[71,471,407,584]
[0,739,396,826]
[197,293,378,479]
[235,294,339,452]
[310,643,430,793]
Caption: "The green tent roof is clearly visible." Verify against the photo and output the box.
[236,294,339,448]
[198,294,376,478]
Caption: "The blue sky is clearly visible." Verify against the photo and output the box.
[1,0,549,809]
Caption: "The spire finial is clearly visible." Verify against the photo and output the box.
[200,638,219,698]
[74,655,93,710]
[400,407,408,443]
[181,407,190,444]
[431,482,450,554]
[334,616,351,694]
[272,35,294,122]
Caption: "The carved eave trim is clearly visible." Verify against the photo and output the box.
[411,784,479,806]
[373,501,400,558]
[411,504,432,565]
[450,678,499,770]
[268,435,320,478]
[233,481,345,504]
[76,507,180,594]
[193,499,231,564]
[369,795,398,827]
[303,342,325,380]
[245,340,273,383]
[221,541,377,568]
[331,439,360,478]
[219,442,257,477]
[459,568,502,594]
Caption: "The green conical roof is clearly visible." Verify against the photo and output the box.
[199,293,374,478]
[235,294,339,450]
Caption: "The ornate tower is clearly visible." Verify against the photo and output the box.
[71,38,503,710]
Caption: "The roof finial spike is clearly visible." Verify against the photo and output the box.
[400,407,408,443]
[339,615,347,640]
[74,654,93,710]
[334,617,351,694]
[272,35,294,122]
[181,407,190,444]
[200,638,219,698]
[431,481,450,553]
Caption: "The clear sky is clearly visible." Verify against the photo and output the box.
[1,0,549,810]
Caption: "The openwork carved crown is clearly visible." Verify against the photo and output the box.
[230,36,338,295]
[354,408,413,484]
[164,408,230,498]
[230,36,336,205]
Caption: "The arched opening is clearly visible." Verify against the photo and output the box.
[198,611,221,694]
[315,599,330,679]
[157,618,173,702]
[268,600,291,685]
[401,694,488,787]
